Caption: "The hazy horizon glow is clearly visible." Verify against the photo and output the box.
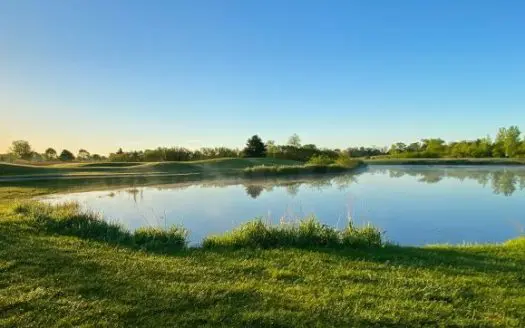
[2,0,525,155]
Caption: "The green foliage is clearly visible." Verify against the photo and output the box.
[91,154,103,161]
[345,146,387,158]
[307,154,334,165]
[243,162,362,177]
[448,138,493,158]
[108,147,241,162]
[9,140,32,160]
[341,221,383,247]
[334,153,356,166]
[389,142,407,154]
[44,148,57,160]
[388,126,525,159]
[268,144,339,162]
[202,217,382,249]
[134,226,188,251]
[421,138,446,156]
[496,126,521,157]
[287,133,302,147]
[265,140,278,157]
[243,135,266,157]
[12,201,187,252]
[77,149,90,160]
[11,202,380,251]
[59,149,75,161]
[7,125,525,166]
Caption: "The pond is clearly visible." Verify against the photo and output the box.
[42,165,525,246]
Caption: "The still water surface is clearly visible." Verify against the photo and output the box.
[44,165,525,245]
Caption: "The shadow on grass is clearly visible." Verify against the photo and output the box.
[311,243,525,277]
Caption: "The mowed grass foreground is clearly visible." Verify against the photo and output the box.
[1,200,524,327]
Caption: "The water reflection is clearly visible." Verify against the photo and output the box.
[90,166,525,199]
[41,165,525,246]
[237,174,359,198]
[376,166,525,196]
[237,166,525,199]
[126,188,143,203]
[244,185,264,199]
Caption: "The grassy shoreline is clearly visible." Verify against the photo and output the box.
[0,158,300,176]
[0,158,365,181]
[365,157,525,165]
[1,200,524,327]
[2,157,524,177]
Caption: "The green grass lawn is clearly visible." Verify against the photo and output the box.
[0,189,524,327]
[0,158,301,177]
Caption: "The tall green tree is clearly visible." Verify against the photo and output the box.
[77,149,91,160]
[59,149,75,161]
[406,142,421,153]
[9,140,33,160]
[243,135,266,157]
[421,138,445,155]
[265,140,278,158]
[496,126,521,157]
[287,134,302,147]
[389,142,407,154]
[44,148,57,160]
[473,137,493,158]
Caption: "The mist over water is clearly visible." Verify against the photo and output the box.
[43,165,525,245]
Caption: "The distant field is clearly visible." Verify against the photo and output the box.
[0,158,302,177]
[365,158,525,165]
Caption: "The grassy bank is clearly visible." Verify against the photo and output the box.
[0,158,301,178]
[243,160,362,177]
[1,201,524,327]
[365,157,525,165]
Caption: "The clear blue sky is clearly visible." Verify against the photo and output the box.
[1,0,524,154]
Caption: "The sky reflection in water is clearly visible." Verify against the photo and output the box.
[43,166,525,246]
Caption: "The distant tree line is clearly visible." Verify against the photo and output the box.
[4,126,525,163]
[108,147,242,162]
[387,126,525,158]
[3,140,105,162]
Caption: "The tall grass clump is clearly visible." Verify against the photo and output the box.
[202,216,382,249]
[134,226,188,252]
[11,201,188,252]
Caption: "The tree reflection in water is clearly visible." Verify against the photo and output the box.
[241,174,359,198]
[240,167,525,199]
[244,185,264,199]
[379,166,525,196]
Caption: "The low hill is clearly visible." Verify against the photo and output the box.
[0,158,301,177]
